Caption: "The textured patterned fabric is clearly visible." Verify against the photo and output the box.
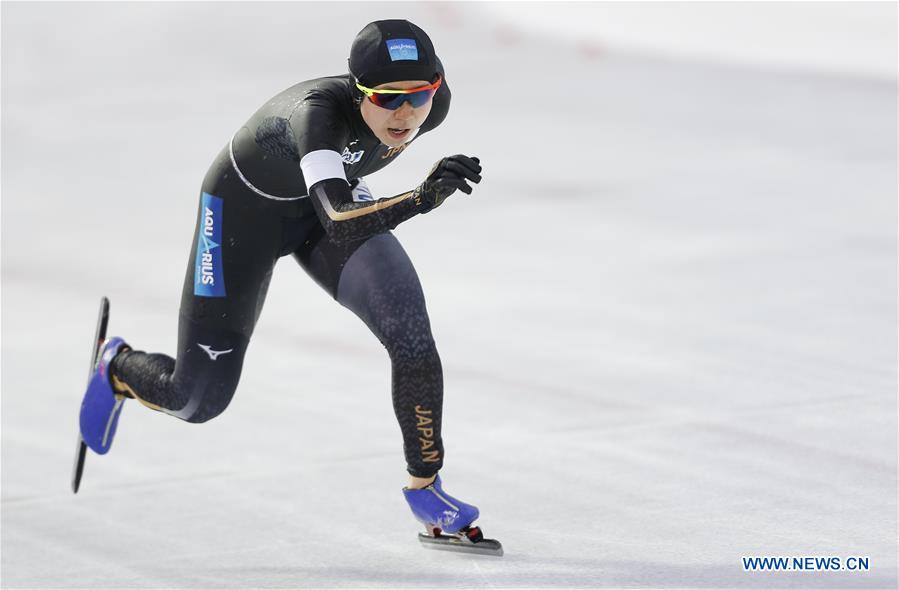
[331,232,444,477]
[111,318,249,423]
[309,178,420,246]
[255,116,300,162]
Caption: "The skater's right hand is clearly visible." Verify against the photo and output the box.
[414,155,482,214]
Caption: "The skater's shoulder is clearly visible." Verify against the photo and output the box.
[239,74,356,150]
[303,74,356,98]
[246,74,357,141]
[267,74,356,115]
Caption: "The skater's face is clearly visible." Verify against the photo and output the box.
[359,79,434,147]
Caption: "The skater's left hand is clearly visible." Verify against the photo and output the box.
[415,154,482,213]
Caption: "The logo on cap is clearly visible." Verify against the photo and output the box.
[386,38,418,62]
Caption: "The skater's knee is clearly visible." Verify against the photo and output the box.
[174,379,239,423]
[169,334,248,423]
[386,335,440,366]
[184,404,229,424]
[382,317,436,362]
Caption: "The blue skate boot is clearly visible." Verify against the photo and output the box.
[79,337,130,455]
[404,475,479,534]
[404,476,502,555]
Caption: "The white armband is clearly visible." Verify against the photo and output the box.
[300,149,348,188]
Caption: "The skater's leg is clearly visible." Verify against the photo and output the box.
[300,232,488,536]
[109,147,289,423]
[110,316,252,423]
[295,229,444,480]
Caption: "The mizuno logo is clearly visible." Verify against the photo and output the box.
[198,343,233,360]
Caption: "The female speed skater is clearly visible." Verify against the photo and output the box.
[77,19,499,552]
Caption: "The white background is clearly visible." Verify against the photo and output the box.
[2,2,896,588]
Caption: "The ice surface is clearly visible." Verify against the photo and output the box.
[2,3,896,588]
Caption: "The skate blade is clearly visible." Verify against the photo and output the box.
[417,532,504,556]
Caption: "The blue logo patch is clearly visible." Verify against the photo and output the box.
[386,38,418,62]
[194,192,226,297]
[341,146,364,165]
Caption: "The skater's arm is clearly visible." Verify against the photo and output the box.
[289,86,422,243]
[304,154,483,245]
[306,173,422,245]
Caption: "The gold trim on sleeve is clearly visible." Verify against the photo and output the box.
[316,190,415,221]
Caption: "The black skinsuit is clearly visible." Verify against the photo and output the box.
[110,66,452,477]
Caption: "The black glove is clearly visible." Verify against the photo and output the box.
[413,154,482,213]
